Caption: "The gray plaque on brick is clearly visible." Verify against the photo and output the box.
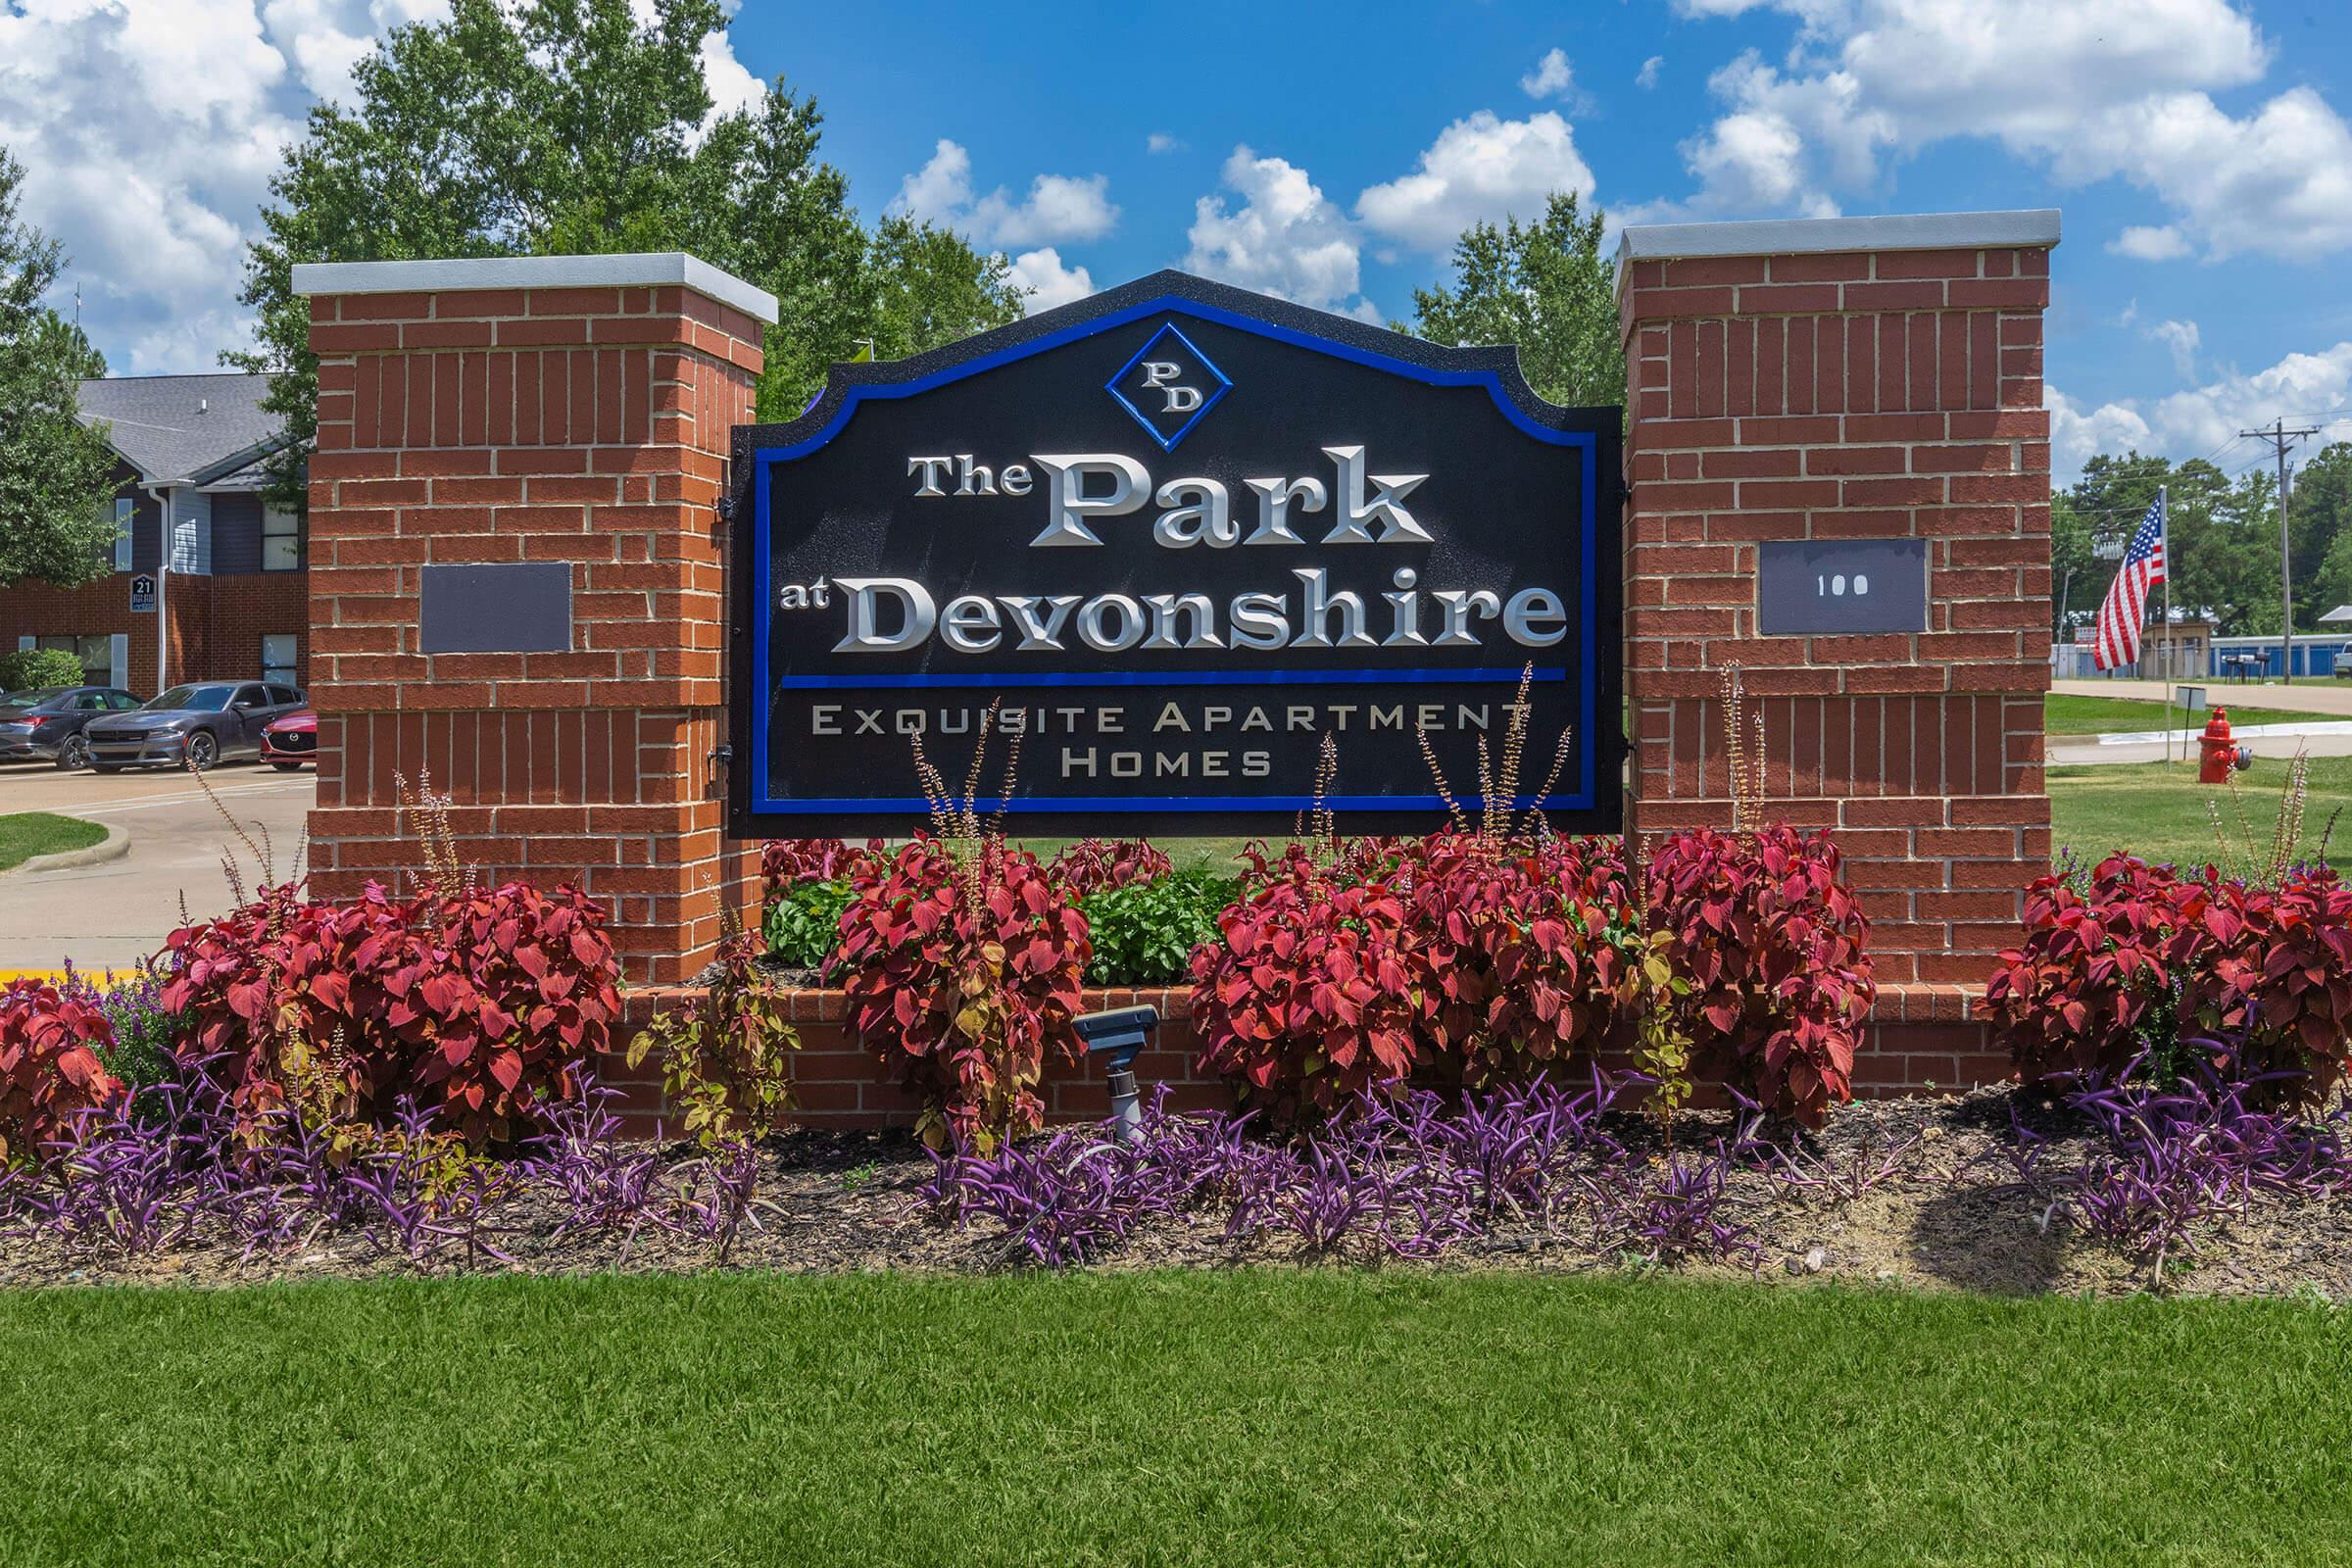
[1756,538,1930,636]
[419,563,572,654]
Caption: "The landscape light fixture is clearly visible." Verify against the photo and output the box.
[1073,1005,1158,1144]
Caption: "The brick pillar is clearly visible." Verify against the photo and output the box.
[293,254,775,983]
[1617,211,2057,1084]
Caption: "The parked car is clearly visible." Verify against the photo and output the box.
[82,681,308,772]
[0,685,145,768]
[261,708,317,771]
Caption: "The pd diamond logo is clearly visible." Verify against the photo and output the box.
[1106,322,1231,452]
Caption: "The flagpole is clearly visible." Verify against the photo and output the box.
[2160,485,2176,763]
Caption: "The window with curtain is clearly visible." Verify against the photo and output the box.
[263,506,301,571]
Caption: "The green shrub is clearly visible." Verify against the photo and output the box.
[1080,871,1237,987]
[0,647,85,692]
[762,879,855,974]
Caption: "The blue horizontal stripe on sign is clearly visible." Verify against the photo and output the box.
[772,666,1568,690]
[751,793,1589,813]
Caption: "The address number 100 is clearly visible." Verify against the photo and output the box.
[1817,573,1871,598]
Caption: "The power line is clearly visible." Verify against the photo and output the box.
[2238,417,2322,681]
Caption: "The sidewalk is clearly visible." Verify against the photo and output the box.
[2052,677,2352,715]
[2047,732,2352,766]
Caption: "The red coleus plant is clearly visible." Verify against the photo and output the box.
[1644,825,1875,1127]
[1401,833,1642,1083]
[1981,856,2192,1083]
[0,978,122,1164]
[1189,850,1420,1122]
[760,838,888,906]
[1047,838,1174,898]
[834,839,1089,1151]
[2179,867,2352,1096]
[1984,856,2352,1101]
[162,879,622,1146]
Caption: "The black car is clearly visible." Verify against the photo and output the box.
[82,681,309,772]
[0,686,145,769]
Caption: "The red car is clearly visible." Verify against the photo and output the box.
[261,709,317,770]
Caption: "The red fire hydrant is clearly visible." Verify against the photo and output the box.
[2199,708,2236,783]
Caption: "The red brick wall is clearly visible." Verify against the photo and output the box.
[174,574,311,690]
[1619,235,2053,1082]
[604,987,1224,1133]
[0,571,307,698]
[599,983,2010,1135]
[302,277,764,983]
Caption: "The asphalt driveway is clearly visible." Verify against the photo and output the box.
[0,760,315,974]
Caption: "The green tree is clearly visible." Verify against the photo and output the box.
[229,0,1019,492]
[2287,442,2352,625]
[0,146,120,590]
[2047,492,2100,640]
[1401,191,1623,411]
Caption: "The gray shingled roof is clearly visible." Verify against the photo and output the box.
[75,372,283,485]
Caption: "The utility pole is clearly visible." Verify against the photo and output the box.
[2240,417,2320,682]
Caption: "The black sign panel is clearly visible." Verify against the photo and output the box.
[419,564,572,654]
[1755,538,1931,636]
[728,270,1623,838]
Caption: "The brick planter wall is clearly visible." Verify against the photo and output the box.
[602,986,1226,1135]
[1616,210,2059,1091]
[598,981,2010,1138]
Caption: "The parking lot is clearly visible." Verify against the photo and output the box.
[0,760,314,974]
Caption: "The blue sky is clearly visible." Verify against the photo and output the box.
[6,0,2350,481]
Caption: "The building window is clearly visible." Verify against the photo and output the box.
[263,506,301,571]
[37,634,113,686]
[261,633,299,687]
[112,497,133,571]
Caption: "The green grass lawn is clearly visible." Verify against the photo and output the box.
[2048,754,2352,871]
[0,811,105,873]
[3,1270,2349,1566]
[2045,693,2342,737]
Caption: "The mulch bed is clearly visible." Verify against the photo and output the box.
[6,1085,2351,1298]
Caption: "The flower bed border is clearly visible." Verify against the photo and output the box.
[599,980,2001,1135]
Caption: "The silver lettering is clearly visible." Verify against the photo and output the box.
[1028,453,1151,546]
[833,577,936,654]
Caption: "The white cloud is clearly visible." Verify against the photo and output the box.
[894,138,976,225]
[1184,145,1367,315]
[1521,47,1574,100]
[2111,224,2191,261]
[1147,131,1185,155]
[2046,385,2154,480]
[2147,318,2200,380]
[2046,345,2352,483]
[1637,56,1664,90]
[0,0,768,374]
[1671,0,2352,260]
[892,138,1118,247]
[1354,110,1595,253]
[1004,247,1093,314]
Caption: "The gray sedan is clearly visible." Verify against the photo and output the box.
[83,681,309,772]
[0,685,144,768]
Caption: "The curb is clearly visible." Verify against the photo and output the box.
[1,821,131,878]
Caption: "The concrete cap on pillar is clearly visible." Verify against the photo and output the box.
[290,251,779,323]
[1614,209,2061,290]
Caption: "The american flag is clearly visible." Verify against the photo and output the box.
[2093,495,2168,671]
